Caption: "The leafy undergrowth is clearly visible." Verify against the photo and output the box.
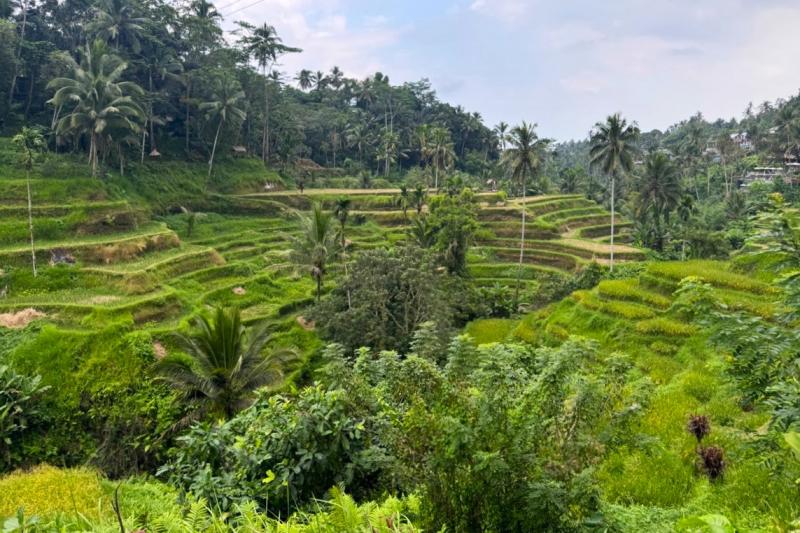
[496,259,798,530]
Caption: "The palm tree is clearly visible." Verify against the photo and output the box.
[158,306,294,419]
[503,122,540,303]
[141,46,183,160]
[638,152,681,251]
[429,127,456,189]
[328,66,344,89]
[494,122,509,151]
[199,74,246,178]
[408,215,435,248]
[237,21,301,163]
[311,71,327,92]
[589,113,640,271]
[87,0,147,52]
[295,69,312,90]
[333,197,352,309]
[11,127,44,277]
[411,185,427,215]
[47,40,144,177]
[291,203,339,302]
[345,122,370,166]
[377,129,406,176]
[395,184,410,220]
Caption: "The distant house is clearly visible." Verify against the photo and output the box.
[730,132,754,151]
[231,145,247,156]
[740,167,783,187]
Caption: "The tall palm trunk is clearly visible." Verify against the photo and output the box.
[184,77,191,151]
[609,171,615,271]
[261,65,269,163]
[141,117,147,163]
[90,132,99,178]
[25,168,36,277]
[7,0,29,111]
[208,119,223,178]
[514,174,526,305]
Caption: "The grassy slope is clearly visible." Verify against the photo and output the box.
[466,259,795,530]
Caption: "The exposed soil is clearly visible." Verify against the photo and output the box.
[0,308,46,329]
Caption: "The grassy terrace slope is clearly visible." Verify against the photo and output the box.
[0,153,641,339]
[464,259,789,530]
[244,189,643,293]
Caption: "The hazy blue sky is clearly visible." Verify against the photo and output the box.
[222,0,800,140]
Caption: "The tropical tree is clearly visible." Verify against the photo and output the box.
[237,21,301,162]
[291,203,339,301]
[311,70,327,92]
[199,73,246,178]
[88,0,147,52]
[47,40,144,177]
[396,184,410,220]
[377,128,406,176]
[637,152,682,250]
[503,122,540,302]
[589,113,640,270]
[494,121,509,151]
[158,306,294,419]
[11,126,44,277]
[295,69,312,91]
[333,197,352,309]
[140,46,183,160]
[429,127,456,190]
[345,121,370,166]
[408,215,436,248]
[411,184,427,215]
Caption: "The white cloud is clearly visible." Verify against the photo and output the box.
[224,0,404,81]
[468,0,530,23]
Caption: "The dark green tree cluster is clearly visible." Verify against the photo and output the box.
[1,0,498,179]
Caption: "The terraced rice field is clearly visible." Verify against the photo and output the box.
[0,165,641,343]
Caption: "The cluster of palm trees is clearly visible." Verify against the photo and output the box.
[418,125,456,188]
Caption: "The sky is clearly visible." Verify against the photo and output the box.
[220,0,800,141]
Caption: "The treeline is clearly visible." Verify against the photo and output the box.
[0,0,497,179]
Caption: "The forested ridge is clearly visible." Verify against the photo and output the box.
[3,1,800,531]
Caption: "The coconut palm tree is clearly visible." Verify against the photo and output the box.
[408,215,436,248]
[141,46,183,160]
[311,71,327,92]
[411,185,427,215]
[333,197,352,309]
[429,127,456,190]
[589,113,640,271]
[638,152,681,251]
[47,40,144,177]
[11,127,45,277]
[345,121,370,166]
[295,69,312,91]
[291,203,339,302]
[494,121,509,151]
[157,306,295,419]
[396,184,410,220]
[503,122,540,303]
[199,74,246,178]
[328,66,344,89]
[87,0,147,52]
[237,21,301,163]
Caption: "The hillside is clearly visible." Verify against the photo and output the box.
[2,152,800,531]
